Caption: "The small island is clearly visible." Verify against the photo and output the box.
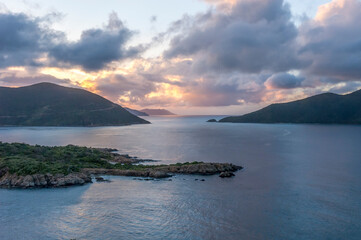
[207,119,217,122]
[0,142,242,188]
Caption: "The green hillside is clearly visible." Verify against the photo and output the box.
[219,90,361,124]
[0,82,149,126]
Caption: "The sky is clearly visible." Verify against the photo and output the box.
[0,0,360,115]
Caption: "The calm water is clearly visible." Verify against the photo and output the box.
[0,116,361,240]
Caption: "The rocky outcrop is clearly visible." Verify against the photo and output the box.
[156,163,242,175]
[110,154,158,164]
[219,171,235,178]
[84,163,241,178]
[83,168,171,178]
[0,170,92,189]
[95,176,110,182]
[0,163,242,189]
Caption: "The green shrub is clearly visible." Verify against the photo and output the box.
[0,142,113,175]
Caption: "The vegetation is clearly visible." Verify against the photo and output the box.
[220,89,361,124]
[0,142,113,175]
[0,82,149,126]
[0,142,206,176]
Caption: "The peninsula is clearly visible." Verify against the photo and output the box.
[0,142,242,188]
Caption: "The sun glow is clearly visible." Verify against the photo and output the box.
[315,0,347,22]
[40,68,89,82]
[165,75,182,83]
[7,66,26,71]
[146,83,184,99]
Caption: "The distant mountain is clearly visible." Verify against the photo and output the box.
[0,82,150,126]
[219,89,361,124]
[140,109,176,116]
[124,107,149,116]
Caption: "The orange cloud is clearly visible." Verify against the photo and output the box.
[315,0,354,22]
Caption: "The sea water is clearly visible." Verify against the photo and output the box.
[0,116,360,240]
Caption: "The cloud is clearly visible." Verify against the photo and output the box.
[0,74,73,87]
[1,0,361,112]
[0,11,143,72]
[0,12,58,68]
[49,12,143,71]
[150,16,157,23]
[328,81,361,94]
[299,0,361,80]
[93,73,157,105]
[264,73,304,89]
[149,0,361,108]
[164,0,305,74]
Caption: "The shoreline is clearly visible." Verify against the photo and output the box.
[0,143,242,189]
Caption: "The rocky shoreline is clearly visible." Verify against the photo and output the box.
[0,162,242,189]
[0,169,91,188]
[0,144,243,189]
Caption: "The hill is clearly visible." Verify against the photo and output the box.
[124,107,149,116]
[219,89,361,124]
[140,109,176,116]
[0,82,149,126]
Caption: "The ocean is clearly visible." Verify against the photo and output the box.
[0,116,360,240]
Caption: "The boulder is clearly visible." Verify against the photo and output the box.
[95,176,110,182]
[219,171,235,178]
[148,171,171,178]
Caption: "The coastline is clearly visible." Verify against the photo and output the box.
[0,143,242,189]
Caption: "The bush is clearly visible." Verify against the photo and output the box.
[0,142,113,175]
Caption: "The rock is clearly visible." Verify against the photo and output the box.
[111,155,158,164]
[219,171,235,178]
[0,172,92,189]
[157,163,242,175]
[95,176,104,181]
[96,148,118,153]
[149,171,171,178]
[95,176,110,182]
[22,175,35,188]
[207,119,217,122]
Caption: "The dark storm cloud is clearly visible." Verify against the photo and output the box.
[0,12,58,68]
[48,12,144,71]
[0,11,143,71]
[265,73,304,89]
[164,0,305,74]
